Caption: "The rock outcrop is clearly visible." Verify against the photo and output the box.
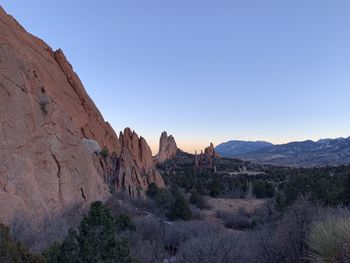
[195,143,220,168]
[204,143,220,158]
[0,6,163,230]
[115,128,164,196]
[156,131,178,163]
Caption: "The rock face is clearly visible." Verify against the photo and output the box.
[156,131,178,163]
[116,128,165,196]
[0,6,163,229]
[204,143,220,158]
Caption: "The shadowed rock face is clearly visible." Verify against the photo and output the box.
[156,131,178,163]
[0,6,163,228]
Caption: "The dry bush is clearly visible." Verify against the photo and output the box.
[216,210,253,230]
[163,220,223,250]
[107,192,165,219]
[128,217,169,263]
[9,202,84,252]
[176,231,254,263]
[254,195,320,263]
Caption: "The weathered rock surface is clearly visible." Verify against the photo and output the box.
[116,128,164,196]
[93,128,165,197]
[0,6,163,230]
[204,143,220,158]
[156,131,178,163]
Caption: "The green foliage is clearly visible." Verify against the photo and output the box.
[170,188,192,221]
[283,169,346,206]
[275,192,287,211]
[253,180,275,198]
[100,147,109,158]
[189,190,208,209]
[194,179,207,195]
[115,214,136,234]
[0,224,45,263]
[44,201,134,263]
[146,183,160,199]
[307,217,350,262]
[209,178,222,197]
[153,188,174,212]
[147,184,192,221]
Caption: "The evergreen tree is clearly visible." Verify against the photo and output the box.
[209,178,222,197]
[115,214,136,234]
[44,201,133,263]
[146,183,159,199]
[170,188,192,220]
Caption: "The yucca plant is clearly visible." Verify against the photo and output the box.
[307,217,350,262]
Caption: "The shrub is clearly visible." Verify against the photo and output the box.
[146,183,160,199]
[100,147,109,158]
[189,190,209,209]
[176,233,237,263]
[254,195,320,262]
[44,201,134,263]
[307,216,350,262]
[129,217,167,263]
[170,190,192,221]
[115,214,136,233]
[253,180,275,198]
[154,189,174,213]
[216,211,252,230]
[275,192,287,211]
[209,178,222,197]
[0,224,45,263]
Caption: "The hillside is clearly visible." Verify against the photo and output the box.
[216,137,350,167]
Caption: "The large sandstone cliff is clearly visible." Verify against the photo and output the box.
[0,6,163,228]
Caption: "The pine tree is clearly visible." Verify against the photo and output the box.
[170,188,192,221]
[44,201,133,263]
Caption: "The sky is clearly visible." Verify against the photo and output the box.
[1,1,350,154]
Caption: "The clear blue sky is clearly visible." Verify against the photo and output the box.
[1,0,350,153]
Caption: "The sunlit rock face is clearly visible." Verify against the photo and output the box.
[156,131,178,163]
[115,128,165,196]
[0,6,163,228]
[204,143,220,158]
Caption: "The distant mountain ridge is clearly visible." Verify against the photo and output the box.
[215,137,350,167]
[215,140,273,156]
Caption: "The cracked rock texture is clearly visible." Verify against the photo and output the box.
[0,6,163,227]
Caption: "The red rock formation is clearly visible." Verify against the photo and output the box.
[204,143,220,158]
[115,128,164,196]
[0,6,163,228]
[156,131,178,163]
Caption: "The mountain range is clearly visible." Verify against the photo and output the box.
[215,137,350,167]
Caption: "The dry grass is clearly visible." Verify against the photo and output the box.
[207,197,267,214]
